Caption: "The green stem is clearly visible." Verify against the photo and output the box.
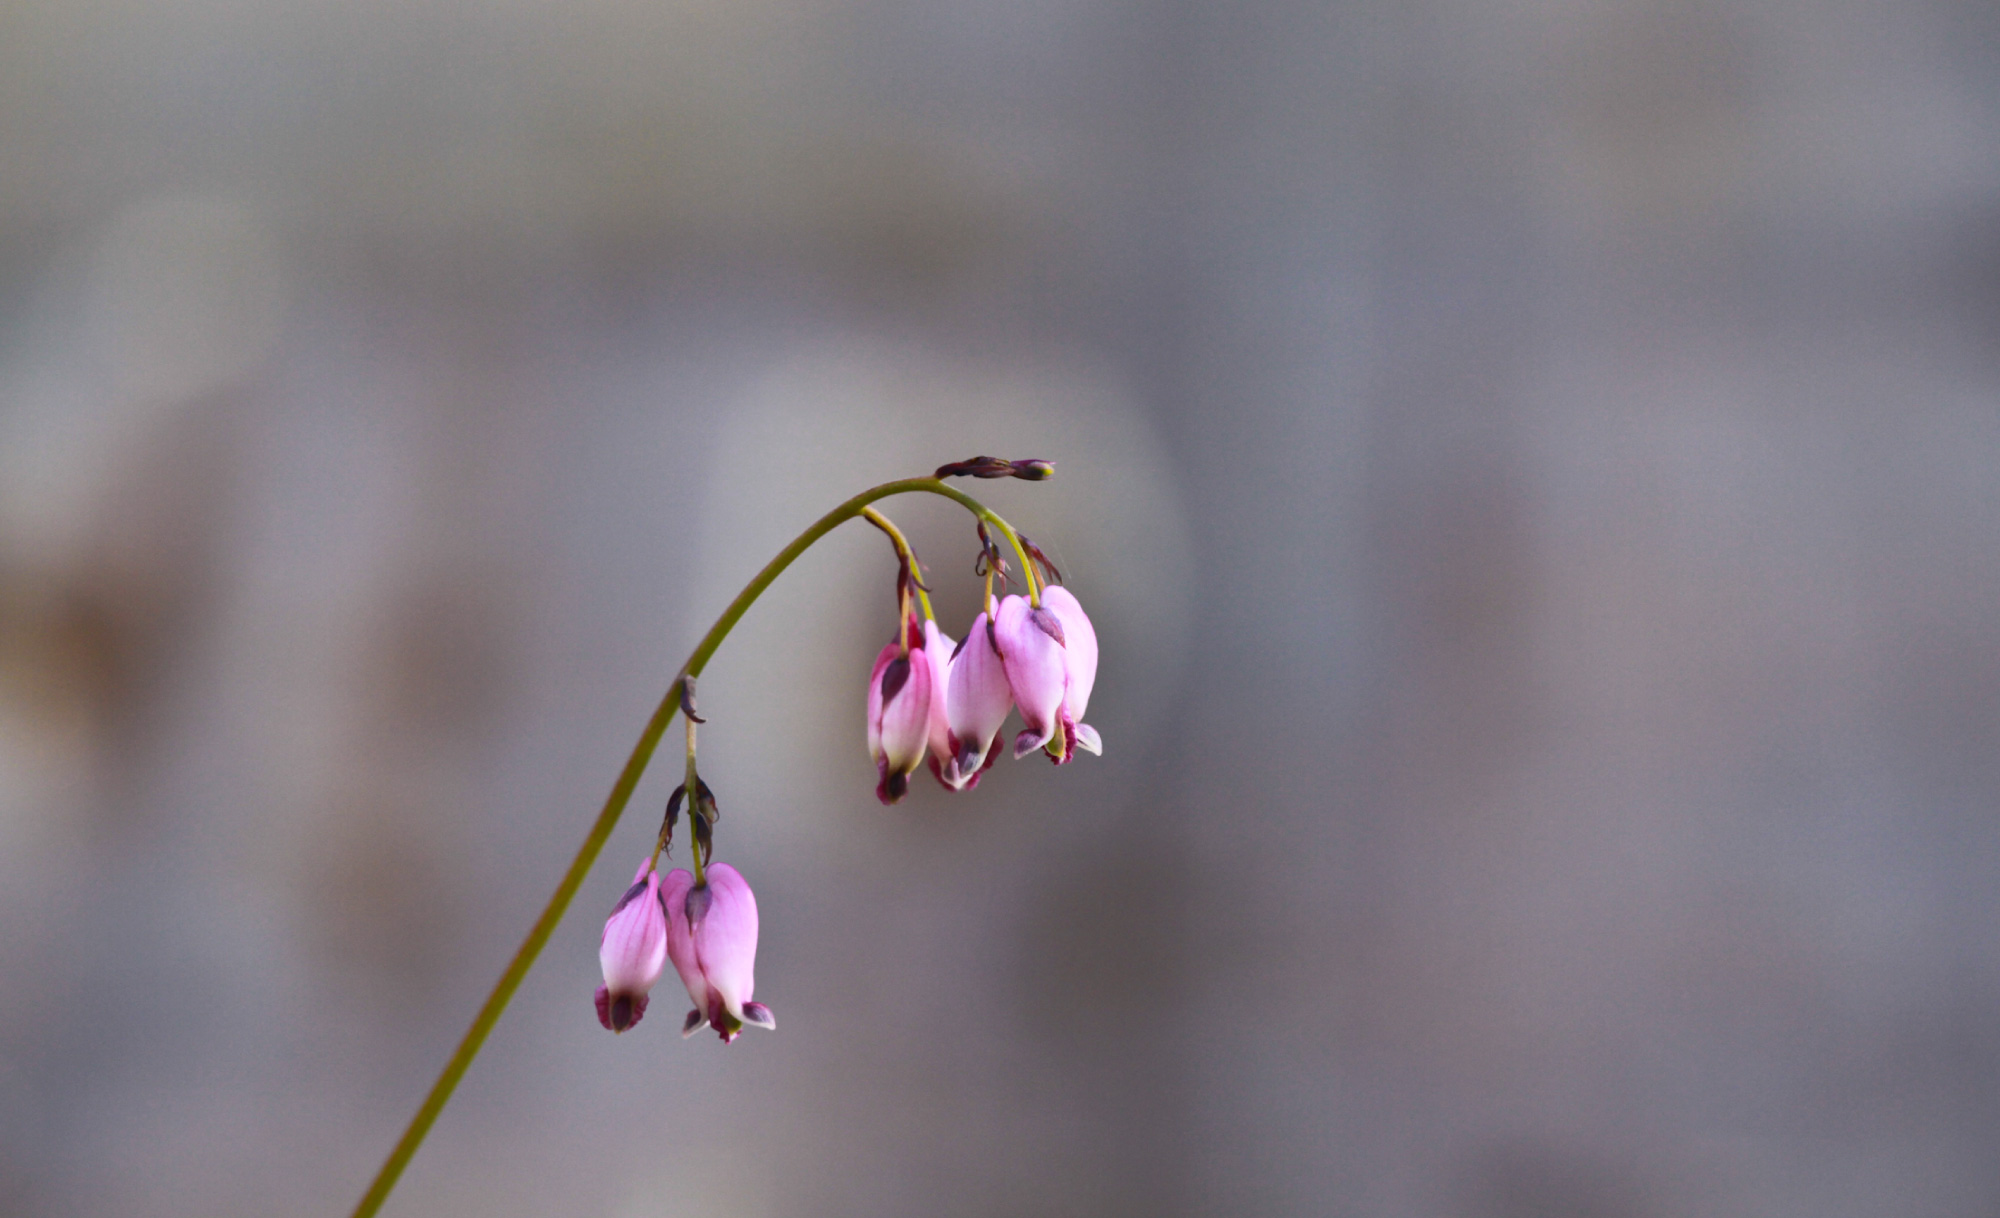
[349,475,1029,1218]
[921,482,1041,605]
[683,715,704,883]
[858,505,933,622]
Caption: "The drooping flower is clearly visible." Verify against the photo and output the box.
[661,864,774,1043]
[940,606,1014,787]
[1040,584,1101,760]
[594,859,668,1033]
[992,593,1069,759]
[866,617,934,804]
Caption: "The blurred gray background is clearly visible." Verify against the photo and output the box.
[3,0,1999,1214]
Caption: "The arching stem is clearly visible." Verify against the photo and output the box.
[349,474,1037,1218]
[859,505,934,622]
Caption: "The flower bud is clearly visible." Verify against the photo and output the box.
[594,860,668,1033]
[992,593,1068,759]
[662,864,774,1043]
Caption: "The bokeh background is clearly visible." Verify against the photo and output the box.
[3,0,1999,1214]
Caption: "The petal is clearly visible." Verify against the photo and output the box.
[598,865,667,996]
[1041,585,1098,723]
[922,621,956,780]
[660,868,708,1019]
[865,642,897,760]
[876,650,932,777]
[1073,722,1103,755]
[946,610,1015,773]
[694,863,761,1025]
[993,595,1065,752]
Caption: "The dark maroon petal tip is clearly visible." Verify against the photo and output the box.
[879,655,911,702]
[877,769,910,804]
[604,990,647,1032]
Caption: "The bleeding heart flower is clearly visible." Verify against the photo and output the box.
[594,860,668,1033]
[992,593,1068,759]
[940,606,1013,787]
[866,617,934,804]
[661,864,774,1044]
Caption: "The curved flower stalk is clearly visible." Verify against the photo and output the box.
[349,460,1095,1218]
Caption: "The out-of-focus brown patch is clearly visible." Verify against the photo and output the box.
[365,565,516,743]
[0,394,235,834]
[304,785,468,998]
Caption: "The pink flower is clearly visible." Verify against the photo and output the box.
[661,864,774,1043]
[992,593,1069,759]
[1041,585,1101,760]
[594,860,668,1033]
[866,618,934,804]
[940,606,1014,787]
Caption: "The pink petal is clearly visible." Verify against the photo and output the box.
[874,647,933,779]
[993,594,1066,756]
[945,609,1014,782]
[865,642,895,761]
[1041,585,1098,723]
[922,621,956,776]
[660,868,708,1023]
[597,862,667,1000]
[695,863,763,1029]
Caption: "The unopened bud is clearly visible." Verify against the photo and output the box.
[935,455,1014,479]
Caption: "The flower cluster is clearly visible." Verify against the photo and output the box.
[869,584,1100,802]
[595,856,774,1042]
[594,464,1092,1046]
